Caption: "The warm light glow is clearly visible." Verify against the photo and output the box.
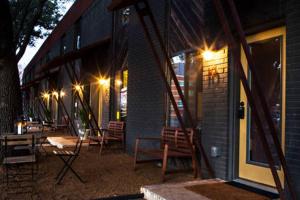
[74,84,82,92]
[98,78,110,86]
[116,80,122,86]
[52,91,59,98]
[202,50,214,61]
[41,92,50,99]
[60,91,66,97]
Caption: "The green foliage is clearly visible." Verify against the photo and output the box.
[78,109,89,129]
[28,108,34,118]
[8,0,74,60]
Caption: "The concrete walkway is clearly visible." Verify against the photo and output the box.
[141,179,224,200]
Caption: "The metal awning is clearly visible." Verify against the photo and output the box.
[38,37,111,74]
[21,66,61,91]
[107,0,139,11]
[22,37,111,90]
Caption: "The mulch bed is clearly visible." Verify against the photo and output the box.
[185,182,271,200]
[0,143,194,200]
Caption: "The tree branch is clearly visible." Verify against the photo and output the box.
[16,0,47,61]
[13,0,32,47]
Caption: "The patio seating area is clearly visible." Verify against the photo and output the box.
[0,131,195,200]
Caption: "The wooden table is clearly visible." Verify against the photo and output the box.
[47,136,88,149]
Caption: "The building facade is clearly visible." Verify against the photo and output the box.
[22,0,300,197]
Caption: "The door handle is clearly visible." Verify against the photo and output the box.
[238,101,245,119]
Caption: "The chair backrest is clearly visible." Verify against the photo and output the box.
[161,127,194,154]
[107,121,125,138]
[3,134,36,156]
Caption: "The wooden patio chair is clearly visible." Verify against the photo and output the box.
[2,134,37,194]
[133,127,197,181]
[88,121,125,155]
[53,137,84,184]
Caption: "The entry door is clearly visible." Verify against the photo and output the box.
[239,27,286,187]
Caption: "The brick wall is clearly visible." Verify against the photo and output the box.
[126,0,167,153]
[285,0,300,198]
[201,48,229,179]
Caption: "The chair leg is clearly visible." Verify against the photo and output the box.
[122,138,126,153]
[55,156,72,180]
[192,146,198,178]
[56,156,84,184]
[133,139,140,170]
[162,144,168,182]
[32,162,34,181]
[56,156,73,184]
[99,136,105,155]
[87,138,91,150]
[5,165,9,186]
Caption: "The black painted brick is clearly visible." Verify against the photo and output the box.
[286,0,300,198]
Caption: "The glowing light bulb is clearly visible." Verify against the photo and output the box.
[202,50,214,61]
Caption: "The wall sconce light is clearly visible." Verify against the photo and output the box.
[202,50,215,61]
[98,78,110,87]
[60,91,66,97]
[115,79,122,86]
[41,92,50,99]
[52,91,59,98]
[74,84,83,92]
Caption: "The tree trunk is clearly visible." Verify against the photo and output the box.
[0,56,22,133]
[0,0,22,133]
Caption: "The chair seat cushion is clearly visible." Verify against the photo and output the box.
[53,150,76,156]
[3,155,36,164]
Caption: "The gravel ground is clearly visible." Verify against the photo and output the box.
[0,142,195,200]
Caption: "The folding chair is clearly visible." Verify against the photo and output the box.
[53,137,84,184]
[2,134,37,194]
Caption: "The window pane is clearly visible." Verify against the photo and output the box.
[248,36,282,166]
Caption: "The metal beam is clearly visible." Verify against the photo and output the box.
[134,0,215,178]
[64,62,103,137]
[212,0,295,199]
[224,0,296,199]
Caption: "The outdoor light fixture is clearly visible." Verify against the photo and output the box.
[74,84,83,92]
[115,79,122,86]
[52,91,59,98]
[42,92,50,99]
[60,91,66,97]
[98,78,110,87]
[202,50,214,61]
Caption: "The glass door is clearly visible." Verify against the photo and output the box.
[239,27,286,187]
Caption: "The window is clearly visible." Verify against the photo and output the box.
[168,52,203,127]
[115,69,128,121]
[74,19,81,49]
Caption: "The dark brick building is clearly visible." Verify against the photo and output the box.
[22,0,300,197]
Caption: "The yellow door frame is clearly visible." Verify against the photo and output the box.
[239,26,286,187]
